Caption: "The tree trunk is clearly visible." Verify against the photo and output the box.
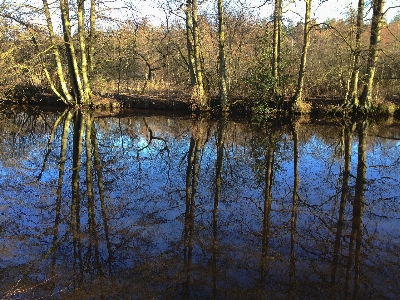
[41,0,94,106]
[88,0,96,76]
[42,0,74,105]
[192,0,208,110]
[292,0,312,110]
[217,0,228,110]
[60,0,83,102]
[359,0,385,114]
[347,0,365,108]
[272,0,282,103]
[185,0,197,85]
[77,0,92,103]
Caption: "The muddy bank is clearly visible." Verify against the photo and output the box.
[2,89,400,118]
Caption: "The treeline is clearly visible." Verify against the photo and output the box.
[0,0,399,114]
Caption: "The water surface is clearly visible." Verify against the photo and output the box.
[1,108,400,299]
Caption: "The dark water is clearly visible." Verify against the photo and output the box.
[1,108,400,299]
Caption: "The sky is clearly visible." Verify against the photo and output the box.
[131,0,400,26]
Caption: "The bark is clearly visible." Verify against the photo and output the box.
[218,0,228,109]
[89,0,96,75]
[185,0,196,85]
[272,0,282,102]
[347,0,365,107]
[41,0,94,106]
[192,0,208,109]
[77,0,92,102]
[359,0,385,113]
[292,0,312,109]
[60,0,83,102]
[42,0,74,105]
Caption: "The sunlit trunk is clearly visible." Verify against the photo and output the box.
[347,0,364,108]
[42,0,74,105]
[359,0,385,113]
[77,0,92,101]
[60,0,83,102]
[185,0,196,86]
[272,0,282,103]
[192,0,208,109]
[88,0,96,75]
[292,0,312,109]
[218,0,228,109]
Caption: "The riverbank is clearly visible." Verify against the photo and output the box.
[2,88,400,118]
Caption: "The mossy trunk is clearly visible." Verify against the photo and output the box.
[359,0,385,114]
[346,0,365,108]
[218,0,228,110]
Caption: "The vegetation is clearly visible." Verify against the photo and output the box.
[0,0,399,115]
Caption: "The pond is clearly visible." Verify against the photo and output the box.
[1,108,400,299]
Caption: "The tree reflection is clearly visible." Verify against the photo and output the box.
[183,116,209,299]
[258,125,279,299]
[289,119,300,299]
[44,109,113,297]
[330,120,355,294]
[345,120,367,299]
[1,109,400,298]
[212,117,226,300]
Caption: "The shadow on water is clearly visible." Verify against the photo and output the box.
[1,108,400,299]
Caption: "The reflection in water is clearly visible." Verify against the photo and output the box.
[345,120,367,300]
[330,121,354,295]
[289,120,300,299]
[1,109,400,299]
[183,117,208,299]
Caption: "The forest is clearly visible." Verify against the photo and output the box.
[0,0,399,115]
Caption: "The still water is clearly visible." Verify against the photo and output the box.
[0,108,400,299]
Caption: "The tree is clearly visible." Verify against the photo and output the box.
[292,0,312,110]
[346,0,365,108]
[185,0,208,110]
[359,0,386,113]
[217,0,228,110]
[272,0,283,103]
[40,0,96,106]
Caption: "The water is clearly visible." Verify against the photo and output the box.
[1,108,400,299]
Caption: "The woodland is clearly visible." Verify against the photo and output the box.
[0,0,399,116]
